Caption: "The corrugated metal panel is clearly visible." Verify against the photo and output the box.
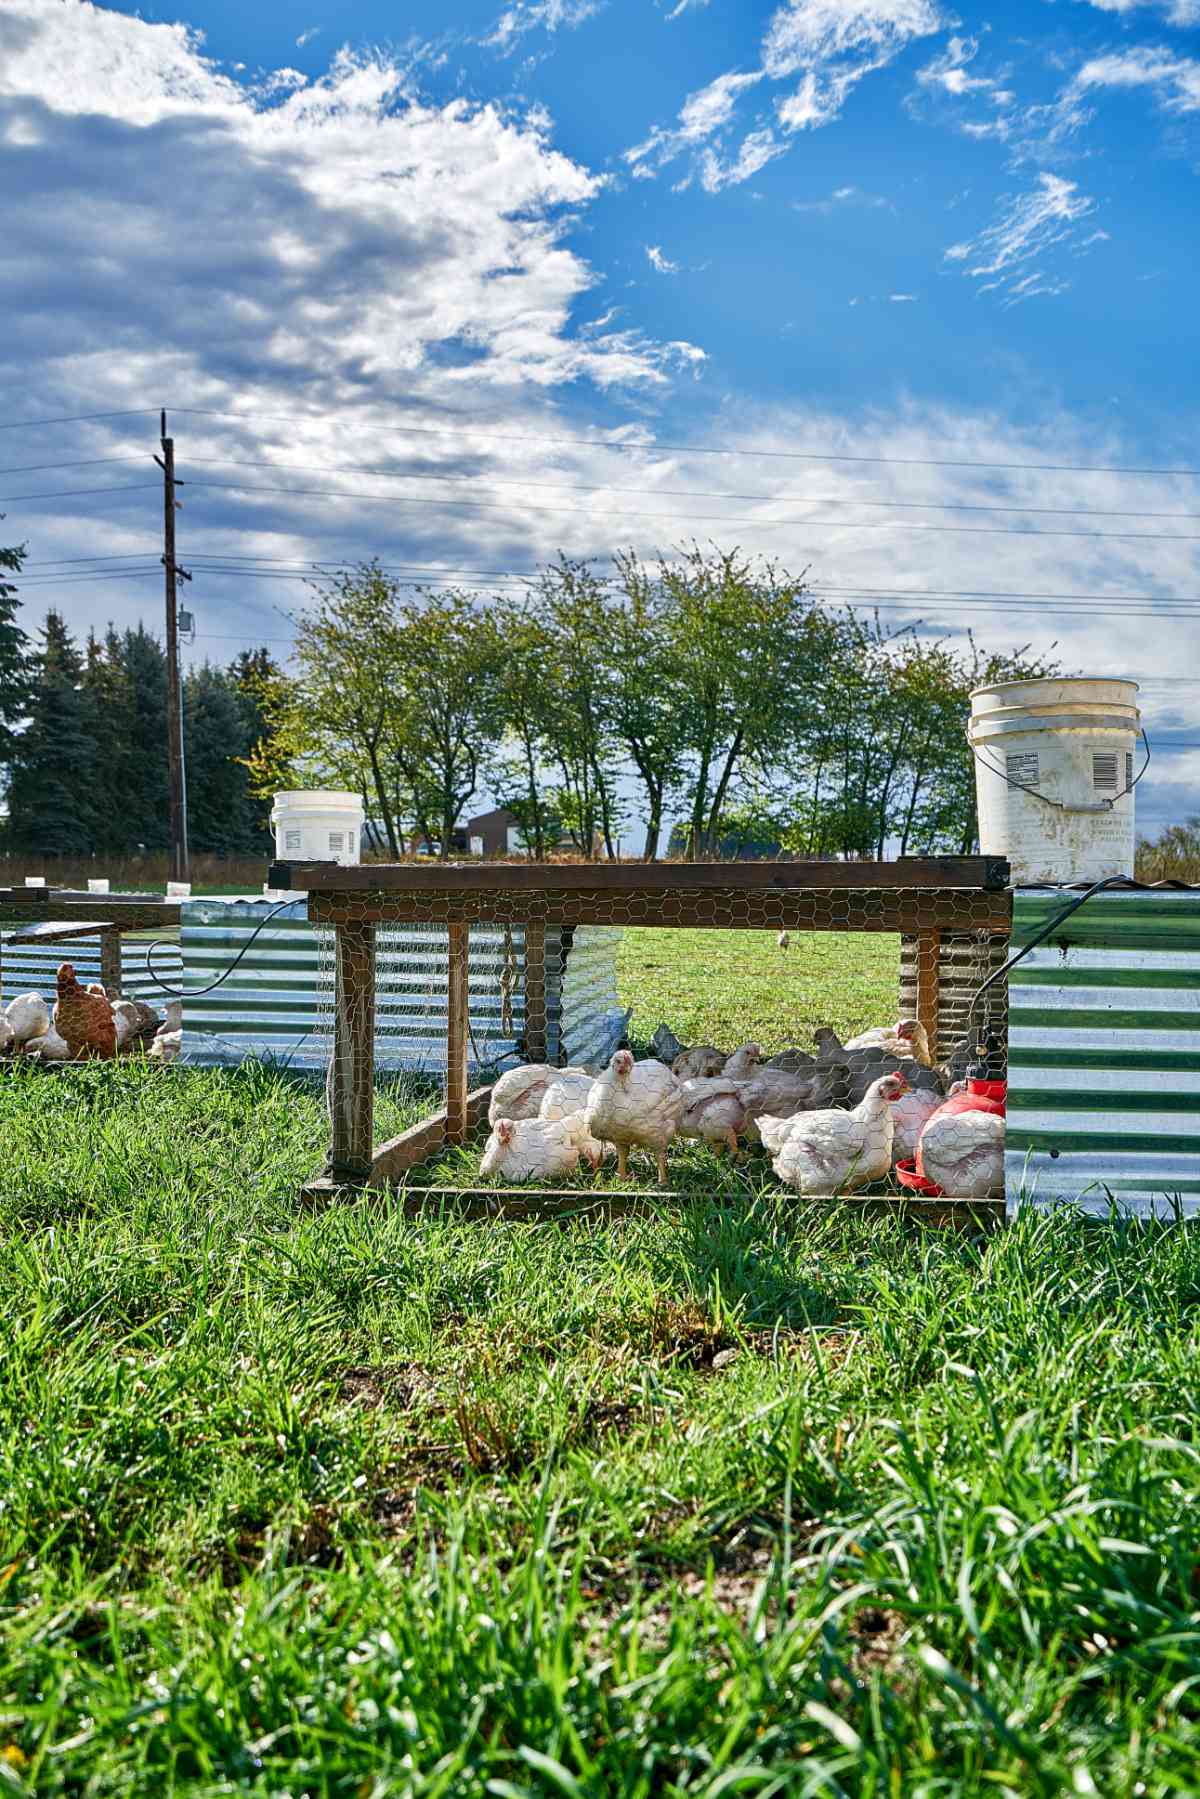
[1007,889,1200,1216]
[181,898,624,1074]
[1,928,182,1010]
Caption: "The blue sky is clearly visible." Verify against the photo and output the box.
[1,0,1198,831]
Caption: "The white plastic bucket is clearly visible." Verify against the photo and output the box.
[968,677,1141,884]
[271,790,364,866]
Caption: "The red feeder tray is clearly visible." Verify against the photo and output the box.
[894,1159,944,1197]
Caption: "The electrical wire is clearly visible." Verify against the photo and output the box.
[0,455,149,478]
[176,454,1200,522]
[141,899,298,1000]
[171,475,1200,541]
[0,482,159,503]
[167,406,1200,479]
[0,408,160,432]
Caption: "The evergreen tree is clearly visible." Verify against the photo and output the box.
[118,625,169,852]
[81,626,137,851]
[5,611,98,854]
[0,539,31,782]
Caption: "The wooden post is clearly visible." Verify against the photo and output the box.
[99,928,123,997]
[523,921,548,1063]
[446,923,470,1144]
[915,928,941,1068]
[329,921,376,1183]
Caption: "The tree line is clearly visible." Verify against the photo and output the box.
[0,543,276,857]
[246,545,1061,860]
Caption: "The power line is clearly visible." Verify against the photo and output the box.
[177,454,1200,522]
[170,476,1200,541]
[169,406,1200,480]
[0,455,147,477]
[0,483,158,503]
[0,408,159,433]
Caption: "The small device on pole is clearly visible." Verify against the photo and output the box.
[156,409,191,883]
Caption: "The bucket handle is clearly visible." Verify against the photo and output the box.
[969,727,1150,814]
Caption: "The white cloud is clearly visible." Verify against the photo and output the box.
[889,291,917,300]
[916,35,996,97]
[625,68,762,176]
[295,27,321,48]
[1076,0,1200,26]
[794,182,887,210]
[645,244,680,272]
[625,0,943,189]
[1069,47,1200,114]
[698,125,789,189]
[486,0,603,50]
[666,0,710,15]
[945,173,1101,303]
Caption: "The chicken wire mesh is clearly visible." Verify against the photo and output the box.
[299,866,1011,1202]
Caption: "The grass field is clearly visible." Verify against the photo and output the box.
[3,934,1200,1794]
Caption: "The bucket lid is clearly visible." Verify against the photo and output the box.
[970,676,1139,703]
[272,789,363,809]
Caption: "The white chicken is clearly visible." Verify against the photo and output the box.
[918,1109,1005,1199]
[763,1073,909,1195]
[161,1000,183,1033]
[843,1019,933,1067]
[148,1029,182,1064]
[112,998,161,1052]
[678,1077,748,1157]
[0,1015,12,1055]
[584,1050,684,1183]
[5,992,49,1049]
[489,1062,593,1126]
[723,1043,763,1078]
[537,1071,597,1120]
[480,1113,595,1182]
[30,1024,72,1062]
[890,1087,944,1164]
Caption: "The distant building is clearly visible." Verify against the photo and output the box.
[464,807,525,857]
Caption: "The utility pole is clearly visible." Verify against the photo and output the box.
[156,410,191,882]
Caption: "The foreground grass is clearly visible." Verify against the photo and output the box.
[4,1049,1200,1794]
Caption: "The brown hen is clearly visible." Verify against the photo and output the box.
[54,962,117,1059]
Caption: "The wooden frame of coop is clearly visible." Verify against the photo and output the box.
[268,857,1013,1223]
[0,888,182,1005]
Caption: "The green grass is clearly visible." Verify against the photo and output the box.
[3,936,1200,1794]
[618,927,898,1053]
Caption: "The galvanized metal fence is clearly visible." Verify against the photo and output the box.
[1007,885,1200,1216]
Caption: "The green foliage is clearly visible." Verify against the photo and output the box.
[4,608,277,859]
[1136,816,1200,884]
[4,610,98,853]
[0,538,30,776]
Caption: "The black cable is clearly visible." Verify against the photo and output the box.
[176,454,1200,521]
[168,407,1200,478]
[177,476,1200,541]
[140,898,298,1000]
[952,876,1137,1072]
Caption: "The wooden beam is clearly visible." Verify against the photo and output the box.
[393,1185,1005,1228]
[328,921,376,1183]
[309,888,1013,935]
[522,921,548,1063]
[99,927,123,996]
[445,922,470,1145]
[273,855,1010,895]
[300,1083,495,1203]
[915,927,941,1067]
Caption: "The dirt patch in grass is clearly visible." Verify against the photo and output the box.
[338,1362,443,1411]
[646,1299,859,1374]
[848,1604,909,1676]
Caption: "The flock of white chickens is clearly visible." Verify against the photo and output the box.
[0,971,182,1064]
[480,1018,1005,1198]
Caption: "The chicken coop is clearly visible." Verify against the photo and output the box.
[0,888,182,1010]
[267,856,1013,1223]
